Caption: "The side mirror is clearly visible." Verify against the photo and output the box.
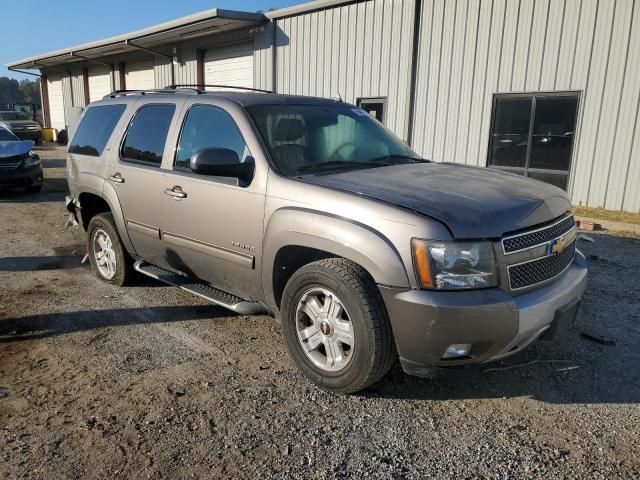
[190,148,254,183]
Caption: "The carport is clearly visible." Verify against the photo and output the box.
[6,8,266,133]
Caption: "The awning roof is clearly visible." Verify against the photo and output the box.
[6,9,266,70]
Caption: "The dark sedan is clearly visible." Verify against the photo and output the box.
[0,127,43,193]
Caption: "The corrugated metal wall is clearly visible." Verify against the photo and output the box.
[411,0,640,211]
[269,0,417,140]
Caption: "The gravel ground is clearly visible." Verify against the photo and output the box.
[0,146,638,479]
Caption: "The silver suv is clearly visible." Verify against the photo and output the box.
[66,87,587,393]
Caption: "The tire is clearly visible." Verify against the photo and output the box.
[280,258,396,394]
[87,212,134,286]
[25,185,42,193]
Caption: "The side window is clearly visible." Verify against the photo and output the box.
[69,104,126,157]
[121,104,175,166]
[175,105,248,170]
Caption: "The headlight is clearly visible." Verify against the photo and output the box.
[23,152,40,168]
[411,239,498,290]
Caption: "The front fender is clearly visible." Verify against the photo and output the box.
[262,207,410,306]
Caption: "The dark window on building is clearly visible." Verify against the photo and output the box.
[357,97,386,123]
[121,104,175,166]
[487,93,579,190]
[175,105,248,170]
[69,104,126,157]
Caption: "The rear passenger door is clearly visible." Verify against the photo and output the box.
[160,101,266,300]
[106,98,184,266]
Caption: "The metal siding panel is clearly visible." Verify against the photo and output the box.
[88,66,112,102]
[309,13,318,96]
[538,0,565,90]
[590,0,634,207]
[354,1,367,98]
[571,0,615,204]
[433,0,457,162]
[454,0,481,163]
[555,0,580,90]
[525,0,549,91]
[386,0,403,134]
[609,0,640,210]
[370,0,384,94]
[511,0,535,91]
[497,0,519,92]
[466,0,492,166]
[397,0,415,138]
[412,0,435,155]
[423,0,445,159]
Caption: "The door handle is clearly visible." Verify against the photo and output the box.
[108,173,125,184]
[164,186,187,199]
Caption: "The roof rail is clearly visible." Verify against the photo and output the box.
[166,84,274,94]
[103,87,201,99]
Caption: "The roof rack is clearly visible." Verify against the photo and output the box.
[103,88,200,99]
[166,84,274,94]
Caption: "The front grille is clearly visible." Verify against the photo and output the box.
[508,240,576,290]
[502,214,575,254]
[0,156,23,171]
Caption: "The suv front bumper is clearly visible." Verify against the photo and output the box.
[380,252,588,376]
[0,165,44,190]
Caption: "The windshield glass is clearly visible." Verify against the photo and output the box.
[0,112,28,121]
[0,128,18,141]
[247,104,423,176]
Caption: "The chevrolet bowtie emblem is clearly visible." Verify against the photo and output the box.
[547,235,570,256]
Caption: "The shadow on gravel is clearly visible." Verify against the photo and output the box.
[0,178,68,203]
[0,255,87,272]
[0,304,235,342]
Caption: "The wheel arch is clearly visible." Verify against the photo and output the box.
[262,208,411,309]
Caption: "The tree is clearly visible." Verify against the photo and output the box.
[19,79,41,105]
[0,77,24,106]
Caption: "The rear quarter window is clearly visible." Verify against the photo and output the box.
[69,104,126,157]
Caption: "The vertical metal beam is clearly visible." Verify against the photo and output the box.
[41,73,51,128]
[82,67,90,105]
[272,19,278,93]
[119,62,126,90]
[406,0,423,147]
[196,49,205,88]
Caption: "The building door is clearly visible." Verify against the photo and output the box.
[487,93,580,190]
[204,42,254,89]
[47,74,65,131]
[88,66,113,102]
[125,59,155,90]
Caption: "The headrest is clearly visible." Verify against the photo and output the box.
[274,118,306,142]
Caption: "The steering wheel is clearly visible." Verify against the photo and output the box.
[329,142,358,162]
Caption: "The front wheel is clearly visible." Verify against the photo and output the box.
[87,212,134,286]
[280,258,396,394]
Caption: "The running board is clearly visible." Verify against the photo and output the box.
[134,260,265,315]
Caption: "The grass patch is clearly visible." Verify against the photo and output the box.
[573,206,640,225]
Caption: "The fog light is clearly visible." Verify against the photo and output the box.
[442,343,471,359]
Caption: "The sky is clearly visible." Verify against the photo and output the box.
[1,0,300,81]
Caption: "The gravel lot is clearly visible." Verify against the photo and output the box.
[0,146,638,479]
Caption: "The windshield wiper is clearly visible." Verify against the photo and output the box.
[368,154,429,164]
[296,161,377,174]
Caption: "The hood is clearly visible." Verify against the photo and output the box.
[300,163,571,238]
[0,140,33,159]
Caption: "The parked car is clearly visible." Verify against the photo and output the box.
[65,88,587,393]
[0,126,42,193]
[0,110,43,144]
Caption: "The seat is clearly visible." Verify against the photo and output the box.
[271,118,311,175]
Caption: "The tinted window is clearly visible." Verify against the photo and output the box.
[69,104,126,156]
[175,105,248,170]
[121,104,175,166]
[488,97,531,169]
[487,93,579,191]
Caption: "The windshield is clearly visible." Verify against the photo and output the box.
[247,104,423,176]
[0,112,29,121]
[0,128,19,141]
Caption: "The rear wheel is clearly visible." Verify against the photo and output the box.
[280,258,396,394]
[87,212,134,286]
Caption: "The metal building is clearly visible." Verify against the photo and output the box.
[7,0,640,211]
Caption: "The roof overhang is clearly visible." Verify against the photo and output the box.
[6,8,266,70]
[267,0,360,19]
